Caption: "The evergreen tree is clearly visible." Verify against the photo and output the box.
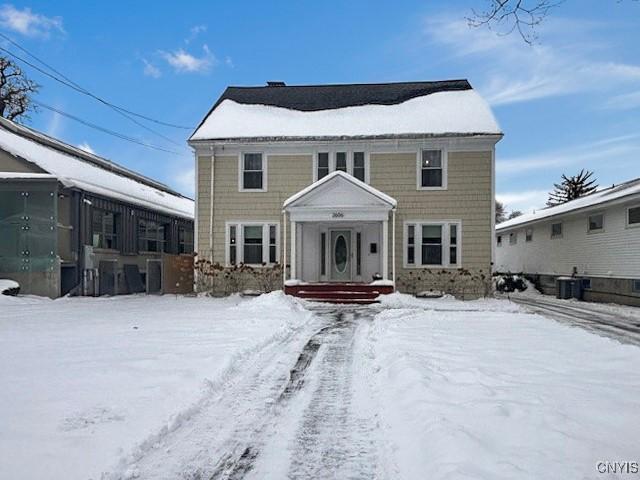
[547,170,598,207]
[495,200,506,223]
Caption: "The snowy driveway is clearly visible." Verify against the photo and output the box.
[1,293,639,480]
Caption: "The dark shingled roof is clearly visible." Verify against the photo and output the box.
[211,79,472,112]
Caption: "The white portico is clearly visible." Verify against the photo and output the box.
[282,171,397,285]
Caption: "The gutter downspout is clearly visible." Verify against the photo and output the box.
[209,148,215,264]
[392,208,396,289]
[282,211,287,286]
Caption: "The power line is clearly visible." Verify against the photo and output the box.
[0,31,193,130]
[33,100,185,156]
[0,45,189,148]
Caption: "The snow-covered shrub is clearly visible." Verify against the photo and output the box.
[494,274,528,293]
[194,258,282,296]
[0,279,20,296]
[396,268,492,299]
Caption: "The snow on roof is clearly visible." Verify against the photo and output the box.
[496,178,640,231]
[0,172,57,180]
[190,89,501,141]
[0,121,194,220]
[283,170,397,208]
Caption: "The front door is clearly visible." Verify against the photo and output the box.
[330,230,351,281]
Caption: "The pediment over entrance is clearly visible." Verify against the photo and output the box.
[283,171,396,211]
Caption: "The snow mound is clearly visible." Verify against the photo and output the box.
[378,291,522,313]
[0,279,19,296]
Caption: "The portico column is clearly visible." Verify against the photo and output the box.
[282,211,287,284]
[382,217,389,281]
[392,209,396,285]
[290,220,297,280]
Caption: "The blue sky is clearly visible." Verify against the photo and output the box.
[1,1,639,213]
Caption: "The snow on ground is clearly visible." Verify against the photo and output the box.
[0,292,311,480]
[368,294,640,479]
[2,291,639,480]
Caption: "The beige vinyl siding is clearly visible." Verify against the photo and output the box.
[370,151,492,274]
[198,154,313,263]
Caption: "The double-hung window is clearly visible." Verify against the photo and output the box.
[317,152,330,180]
[551,222,563,238]
[627,206,640,227]
[405,221,461,267]
[241,153,265,191]
[92,208,118,250]
[315,151,367,182]
[226,222,279,265]
[353,152,366,182]
[525,228,533,242]
[509,232,517,245]
[588,213,604,232]
[419,149,445,189]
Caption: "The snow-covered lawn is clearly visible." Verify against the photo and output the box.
[1,291,639,480]
[372,294,640,479]
[0,293,312,480]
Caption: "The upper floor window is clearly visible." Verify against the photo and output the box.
[336,152,347,172]
[551,222,563,239]
[241,153,265,191]
[226,222,279,266]
[314,151,367,183]
[353,152,366,182]
[178,226,194,254]
[418,149,445,189]
[317,152,330,180]
[138,219,167,253]
[404,221,461,268]
[496,234,502,247]
[588,213,604,232]
[525,228,533,242]
[509,232,517,245]
[92,208,118,250]
[627,206,640,227]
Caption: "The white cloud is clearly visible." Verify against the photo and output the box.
[496,189,549,214]
[185,25,206,44]
[603,90,640,111]
[46,110,62,137]
[77,142,95,155]
[159,44,215,73]
[0,4,63,38]
[142,59,161,78]
[423,16,640,106]
[497,133,640,175]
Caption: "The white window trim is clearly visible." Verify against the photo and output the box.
[416,148,448,191]
[587,212,605,233]
[550,222,563,239]
[626,205,640,228]
[238,152,268,192]
[312,150,370,184]
[403,220,462,269]
[225,221,280,266]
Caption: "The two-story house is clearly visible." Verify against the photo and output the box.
[189,80,501,300]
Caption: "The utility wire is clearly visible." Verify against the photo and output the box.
[0,31,193,130]
[0,45,189,149]
[33,100,184,155]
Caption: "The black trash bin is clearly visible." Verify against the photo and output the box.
[556,277,575,299]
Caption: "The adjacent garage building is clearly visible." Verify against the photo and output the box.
[0,117,194,298]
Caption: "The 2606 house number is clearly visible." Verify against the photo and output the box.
[332,212,344,218]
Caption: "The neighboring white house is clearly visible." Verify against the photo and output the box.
[495,178,640,306]
[189,80,502,300]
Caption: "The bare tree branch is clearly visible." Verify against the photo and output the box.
[0,56,40,122]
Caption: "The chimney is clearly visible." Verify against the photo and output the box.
[266,81,286,87]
